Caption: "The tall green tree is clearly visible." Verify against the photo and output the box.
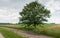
[19,1,50,27]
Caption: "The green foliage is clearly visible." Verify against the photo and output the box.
[19,1,50,27]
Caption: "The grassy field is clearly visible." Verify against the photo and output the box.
[0,27,24,38]
[35,24,60,38]
[0,24,60,38]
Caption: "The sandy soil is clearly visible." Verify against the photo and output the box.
[0,33,4,38]
[3,27,54,38]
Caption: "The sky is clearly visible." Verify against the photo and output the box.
[0,0,60,24]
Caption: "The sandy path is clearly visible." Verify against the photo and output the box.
[3,27,54,38]
[0,33,4,38]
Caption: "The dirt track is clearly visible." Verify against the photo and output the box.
[0,33,4,38]
[3,27,54,38]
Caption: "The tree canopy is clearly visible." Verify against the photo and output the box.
[19,1,50,27]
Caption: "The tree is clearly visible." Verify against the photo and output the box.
[19,1,50,28]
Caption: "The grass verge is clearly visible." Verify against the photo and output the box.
[17,24,60,38]
[0,27,24,38]
[1,24,60,38]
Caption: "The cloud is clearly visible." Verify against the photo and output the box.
[47,0,60,23]
[0,0,60,24]
[0,0,36,23]
[38,0,60,24]
[0,8,19,23]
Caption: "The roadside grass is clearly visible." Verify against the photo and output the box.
[0,28,24,38]
[1,24,60,38]
[35,25,60,38]
[7,24,60,38]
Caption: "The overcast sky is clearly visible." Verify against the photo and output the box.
[0,0,60,24]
